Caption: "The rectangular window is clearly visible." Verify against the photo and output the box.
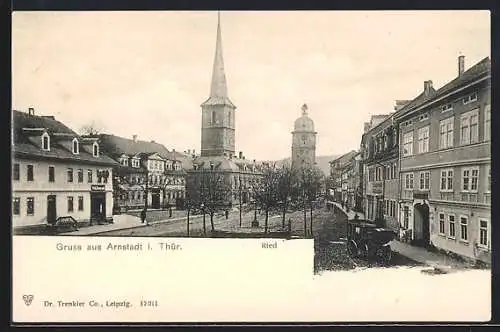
[27,165,34,181]
[67,168,73,183]
[68,196,74,212]
[88,169,93,183]
[479,219,489,248]
[27,197,34,215]
[13,163,20,181]
[487,166,491,192]
[78,196,84,211]
[460,109,479,145]
[441,104,453,112]
[463,92,478,105]
[404,173,414,190]
[462,167,479,192]
[471,169,479,191]
[439,213,445,235]
[440,169,453,191]
[403,131,413,156]
[48,166,55,182]
[448,215,456,238]
[460,216,468,242]
[417,126,430,154]
[484,105,491,141]
[419,171,430,191]
[12,197,20,215]
[77,169,84,183]
[439,117,454,149]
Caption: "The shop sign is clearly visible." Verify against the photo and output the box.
[91,184,106,192]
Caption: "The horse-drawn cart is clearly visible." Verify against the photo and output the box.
[346,219,396,264]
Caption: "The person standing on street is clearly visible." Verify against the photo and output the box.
[141,208,147,224]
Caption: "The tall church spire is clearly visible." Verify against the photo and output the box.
[210,11,228,97]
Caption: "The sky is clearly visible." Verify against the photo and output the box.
[12,11,490,161]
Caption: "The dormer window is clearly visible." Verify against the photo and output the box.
[93,143,99,157]
[41,132,50,151]
[72,138,79,154]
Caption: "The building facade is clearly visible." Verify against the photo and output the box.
[95,134,190,212]
[395,56,491,263]
[361,112,402,230]
[12,109,117,233]
[291,104,317,171]
[328,150,358,203]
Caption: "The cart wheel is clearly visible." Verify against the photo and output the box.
[361,243,369,259]
[347,240,358,257]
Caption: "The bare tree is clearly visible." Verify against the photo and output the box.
[186,166,231,235]
[79,120,104,136]
[300,166,325,237]
[252,164,280,233]
[276,162,295,228]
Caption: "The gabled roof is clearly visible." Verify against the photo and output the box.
[97,134,171,160]
[329,150,358,165]
[12,110,117,166]
[394,57,490,120]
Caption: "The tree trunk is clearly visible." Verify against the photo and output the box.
[310,203,313,238]
[187,208,190,237]
[239,192,242,227]
[203,212,206,236]
[282,203,286,228]
[303,201,307,238]
[210,212,215,231]
[265,209,269,233]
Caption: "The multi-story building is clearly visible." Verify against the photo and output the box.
[95,134,191,212]
[12,109,117,233]
[338,151,363,211]
[360,109,406,230]
[394,56,491,264]
[328,150,358,203]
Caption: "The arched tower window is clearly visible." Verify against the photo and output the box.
[228,111,231,127]
[211,111,216,125]
[72,138,79,154]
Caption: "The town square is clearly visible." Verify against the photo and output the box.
[12,11,490,274]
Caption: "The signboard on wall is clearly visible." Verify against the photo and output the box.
[91,184,106,192]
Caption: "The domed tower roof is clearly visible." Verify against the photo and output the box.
[293,103,315,132]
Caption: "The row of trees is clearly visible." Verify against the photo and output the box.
[184,162,325,236]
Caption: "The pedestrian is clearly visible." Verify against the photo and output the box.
[141,208,147,224]
[225,210,229,219]
[354,213,359,221]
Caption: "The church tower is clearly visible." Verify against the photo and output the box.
[291,104,317,170]
[200,12,237,158]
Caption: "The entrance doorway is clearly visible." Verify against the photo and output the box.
[413,203,430,247]
[90,192,106,223]
[151,190,161,209]
[47,195,57,225]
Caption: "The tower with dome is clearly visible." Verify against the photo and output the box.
[291,104,317,170]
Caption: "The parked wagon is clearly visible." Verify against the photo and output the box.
[346,219,396,264]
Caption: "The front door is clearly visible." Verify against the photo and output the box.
[90,193,106,223]
[151,192,160,209]
[413,203,430,247]
[47,195,57,224]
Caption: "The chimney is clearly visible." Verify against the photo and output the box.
[239,151,243,159]
[458,55,465,76]
[424,80,433,96]
[28,107,35,116]
[132,135,137,142]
